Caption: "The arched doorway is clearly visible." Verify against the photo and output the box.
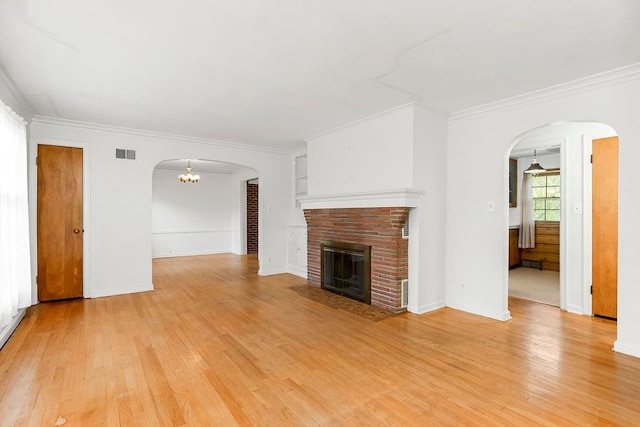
[151,158,259,260]
[505,122,618,317]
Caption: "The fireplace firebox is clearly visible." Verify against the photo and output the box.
[321,241,371,304]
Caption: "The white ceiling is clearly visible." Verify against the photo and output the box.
[1,1,639,151]
[511,145,560,159]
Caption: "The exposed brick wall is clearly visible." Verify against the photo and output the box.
[246,182,259,254]
[304,207,409,312]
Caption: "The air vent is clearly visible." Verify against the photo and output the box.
[522,260,543,270]
[401,279,409,308]
[115,148,136,160]
[402,220,409,239]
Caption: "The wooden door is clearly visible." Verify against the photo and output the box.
[592,136,618,319]
[37,145,83,301]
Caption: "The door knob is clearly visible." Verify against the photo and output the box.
[73,228,80,234]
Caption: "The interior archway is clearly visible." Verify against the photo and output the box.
[151,158,259,272]
[504,121,618,320]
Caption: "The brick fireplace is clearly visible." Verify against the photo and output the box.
[304,207,409,312]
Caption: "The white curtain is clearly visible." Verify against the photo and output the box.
[518,173,535,249]
[0,100,32,329]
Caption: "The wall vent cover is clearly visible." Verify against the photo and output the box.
[402,221,409,239]
[116,148,136,160]
[401,279,409,308]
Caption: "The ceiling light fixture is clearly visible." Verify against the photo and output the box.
[523,150,546,175]
[179,159,200,183]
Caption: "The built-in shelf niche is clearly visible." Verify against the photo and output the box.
[295,154,307,207]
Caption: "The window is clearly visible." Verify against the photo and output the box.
[0,99,32,331]
[532,171,560,221]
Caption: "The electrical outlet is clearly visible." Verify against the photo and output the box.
[461,282,468,294]
[267,258,272,264]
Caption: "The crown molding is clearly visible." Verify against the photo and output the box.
[30,115,295,155]
[0,66,33,120]
[300,188,424,210]
[449,63,640,122]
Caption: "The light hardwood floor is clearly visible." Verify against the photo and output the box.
[1,254,638,426]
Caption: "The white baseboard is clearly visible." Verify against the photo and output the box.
[287,265,307,279]
[258,267,287,276]
[565,304,585,315]
[407,300,446,315]
[447,302,512,321]
[0,308,26,350]
[613,340,640,359]
[89,283,154,298]
[152,250,229,259]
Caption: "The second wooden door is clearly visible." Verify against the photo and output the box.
[592,136,618,319]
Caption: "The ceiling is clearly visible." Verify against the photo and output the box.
[1,1,639,152]
[511,145,560,159]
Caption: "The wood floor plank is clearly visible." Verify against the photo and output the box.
[1,253,639,425]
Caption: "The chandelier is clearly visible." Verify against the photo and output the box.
[179,159,200,183]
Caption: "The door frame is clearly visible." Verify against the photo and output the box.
[29,138,91,303]
[582,134,593,315]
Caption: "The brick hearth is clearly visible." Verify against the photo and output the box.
[304,207,409,312]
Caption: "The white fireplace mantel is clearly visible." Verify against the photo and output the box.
[299,188,424,210]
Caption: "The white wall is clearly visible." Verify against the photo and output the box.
[307,104,414,195]
[409,105,448,313]
[152,168,236,258]
[306,103,449,315]
[28,119,294,300]
[446,73,640,358]
[508,123,615,315]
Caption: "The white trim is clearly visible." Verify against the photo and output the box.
[240,180,248,255]
[152,229,233,235]
[566,304,584,315]
[292,146,308,158]
[407,300,446,315]
[31,116,292,155]
[582,135,593,316]
[0,66,32,120]
[91,284,153,299]
[300,189,424,210]
[287,265,307,279]
[613,340,640,359]
[0,309,25,350]
[305,102,415,142]
[152,250,230,259]
[258,267,287,276]
[449,63,640,122]
[447,302,512,321]
[559,137,567,311]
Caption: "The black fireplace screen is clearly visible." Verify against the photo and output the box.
[321,241,371,304]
